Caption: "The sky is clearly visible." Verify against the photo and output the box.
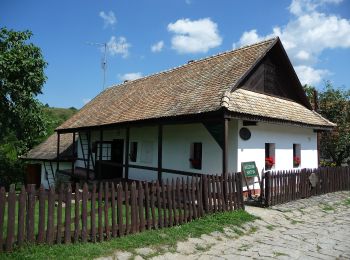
[1,0,350,108]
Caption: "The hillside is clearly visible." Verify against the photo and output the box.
[43,106,78,137]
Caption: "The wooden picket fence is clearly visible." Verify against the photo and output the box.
[0,173,244,252]
[262,166,350,206]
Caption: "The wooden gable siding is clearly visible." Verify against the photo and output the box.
[239,42,311,109]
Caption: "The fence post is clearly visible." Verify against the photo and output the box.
[5,184,16,251]
[0,187,5,252]
[264,172,270,207]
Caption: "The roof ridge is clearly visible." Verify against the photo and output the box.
[105,37,278,90]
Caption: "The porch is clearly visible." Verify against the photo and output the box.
[55,110,233,185]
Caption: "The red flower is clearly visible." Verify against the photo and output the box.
[265,157,275,168]
[294,156,301,166]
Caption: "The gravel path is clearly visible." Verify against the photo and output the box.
[99,191,350,260]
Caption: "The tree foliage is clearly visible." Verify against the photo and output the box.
[0,27,47,186]
[304,82,350,166]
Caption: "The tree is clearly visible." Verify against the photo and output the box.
[304,82,350,166]
[0,27,47,186]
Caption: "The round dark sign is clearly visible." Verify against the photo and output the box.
[239,127,251,140]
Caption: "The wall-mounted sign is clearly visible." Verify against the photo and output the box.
[239,127,251,140]
[241,161,258,177]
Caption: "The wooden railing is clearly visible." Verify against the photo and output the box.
[262,167,350,206]
[0,173,244,252]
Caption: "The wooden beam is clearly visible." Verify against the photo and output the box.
[223,117,229,180]
[87,130,91,181]
[56,133,60,172]
[99,129,103,180]
[124,127,130,180]
[158,125,163,182]
[71,132,76,176]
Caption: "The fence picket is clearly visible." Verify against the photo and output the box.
[167,180,173,227]
[176,178,182,225]
[104,182,110,240]
[74,183,80,243]
[156,181,162,228]
[81,183,88,242]
[17,186,26,247]
[46,186,55,244]
[98,182,103,241]
[150,182,156,229]
[5,185,16,251]
[111,183,117,237]
[64,183,72,244]
[182,178,187,222]
[38,185,46,243]
[125,183,130,235]
[0,187,5,252]
[144,182,151,230]
[91,183,97,242]
[138,182,145,232]
[56,185,64,244]
[117,183,124,237]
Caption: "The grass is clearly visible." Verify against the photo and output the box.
[343,198,350,206]
[321,203,335,211]
[273,251,289,257]
[1,210,256,259]
[266,224,275,231]
[290,219,304,225]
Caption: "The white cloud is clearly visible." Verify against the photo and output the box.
[99,11,116,28]
[234,0,350,85]
[151,41,164,53]
[107,36,130,58]
[167,18,222,54]
[289,0,343,16]
[82,98,91,105]
[119,72,143,81]
[294,65,330,85]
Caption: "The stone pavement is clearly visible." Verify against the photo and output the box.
[98,191,350,260]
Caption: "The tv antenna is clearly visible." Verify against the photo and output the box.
[87,42,108,90]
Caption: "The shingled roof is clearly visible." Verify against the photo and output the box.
[22,133,75,161]
[56,37,334,131]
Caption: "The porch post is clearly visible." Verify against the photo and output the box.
[158,124,163,182]
[99,129,103,180]
[223,117,229,180]
[87,130,91,181]
[71,132,76,176]
[124,127,130,180]
[56,132,60,172]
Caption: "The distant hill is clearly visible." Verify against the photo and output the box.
[43,106,78,137]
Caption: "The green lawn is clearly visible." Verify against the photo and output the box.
[1,210,256,259]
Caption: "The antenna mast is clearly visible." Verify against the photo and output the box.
[87,42,108,90]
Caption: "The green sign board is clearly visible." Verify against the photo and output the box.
[241,161,258,177]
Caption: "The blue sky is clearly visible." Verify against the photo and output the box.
[1,0,350,108]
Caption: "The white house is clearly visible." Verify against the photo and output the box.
[23,37,335,189]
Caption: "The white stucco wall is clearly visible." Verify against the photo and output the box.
[237,120,318,175]
[73,119,317,182]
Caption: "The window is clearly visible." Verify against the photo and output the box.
[129,142,138,162]
[293,144,301,168]
[265,143,275,170]
[190,142,202,170]
[95,142,112,161]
